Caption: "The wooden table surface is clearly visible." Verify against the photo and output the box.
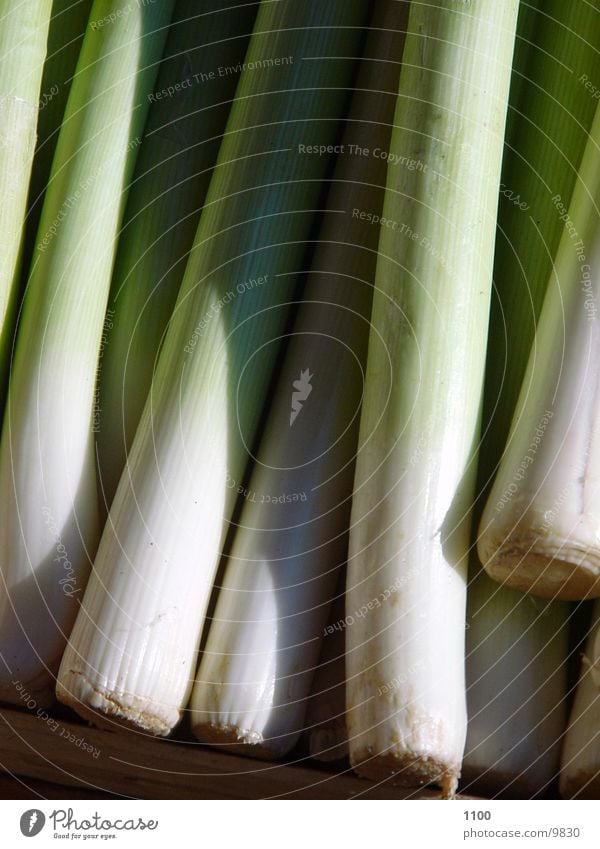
[0,772,117,799]
[0,705,459,800]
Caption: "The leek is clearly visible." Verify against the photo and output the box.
[480,0,600,475]
[0,0,175,705]
[96,0,258,508]
[22,0,93,274]
[560,602,600,798]
[345,0,519,795]
[0,1,52,407]
[57,0,371,736]
[478,98,600,600]
[464,0,600,796]
[189,0,406,758]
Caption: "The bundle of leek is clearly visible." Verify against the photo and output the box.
[0,1,52,408]
[345,0,519,795]
[56,0,371,736]
[560,602,600,798]
[464,0,600,796]
[96,0,258,508]
[189,0,406,758]
[0,0,175,705]
[478,97,600,601]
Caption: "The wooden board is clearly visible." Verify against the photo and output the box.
[0,707,465,800]
[0,773,118,800]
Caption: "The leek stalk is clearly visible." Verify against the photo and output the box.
[57,0,371,735]
[0,0,175,705]
[21,0,93,275]
[464,0,600,796]
[189,0,406,758]
[96,0,259,508]
[478,98,600,600]
[0,1,52,407]
[345,0,519,795]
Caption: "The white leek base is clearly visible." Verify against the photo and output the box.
[346,557,467,798]
[56,671,179,736]
[479,495,600,600]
